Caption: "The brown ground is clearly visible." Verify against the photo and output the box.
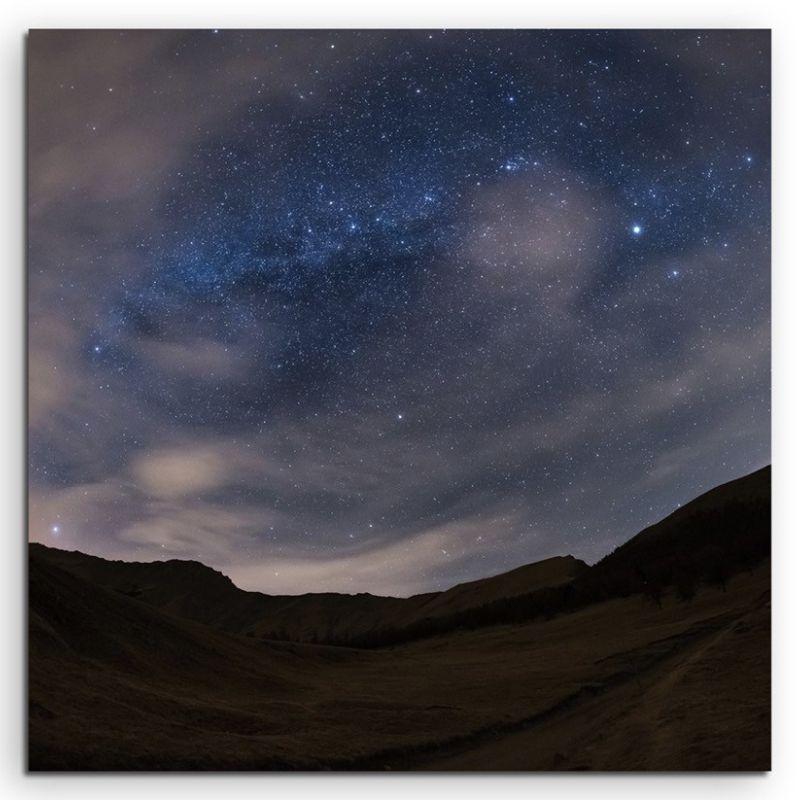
[29,549,770,771]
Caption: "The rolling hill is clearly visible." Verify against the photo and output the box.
[28,466,771,770]
[30,544,585,643]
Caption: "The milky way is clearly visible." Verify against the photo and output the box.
[28,30,770,595]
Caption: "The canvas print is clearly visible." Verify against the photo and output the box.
[27,29,770,771]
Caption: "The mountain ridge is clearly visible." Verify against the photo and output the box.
[28,464,771,770]
[29,545,585,643]
[27,543,582,601]
[29,465,769,646]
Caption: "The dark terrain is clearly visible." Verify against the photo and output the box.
[28,466,771,771]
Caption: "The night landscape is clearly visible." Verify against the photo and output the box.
[27,29,770,771]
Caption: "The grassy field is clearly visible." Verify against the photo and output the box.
[29,550,769,770]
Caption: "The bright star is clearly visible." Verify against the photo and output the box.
[631,224,643,236]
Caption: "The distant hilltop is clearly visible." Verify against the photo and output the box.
[30,465,769,647]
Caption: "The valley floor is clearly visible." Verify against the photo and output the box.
[29,560,770,771]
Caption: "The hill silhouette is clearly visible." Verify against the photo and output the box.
[29,466,770,770]
[30,545,585,644]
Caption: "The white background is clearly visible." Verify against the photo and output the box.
[2,1,797,798]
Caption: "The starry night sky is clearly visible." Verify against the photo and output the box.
[28,29,770,596]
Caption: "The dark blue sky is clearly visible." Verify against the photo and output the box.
[28,30,770,595]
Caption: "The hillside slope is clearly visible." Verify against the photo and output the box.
[30,545,584,643]
[28,466,771,770]
[30,466,769,647]
[29,548,770,770]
